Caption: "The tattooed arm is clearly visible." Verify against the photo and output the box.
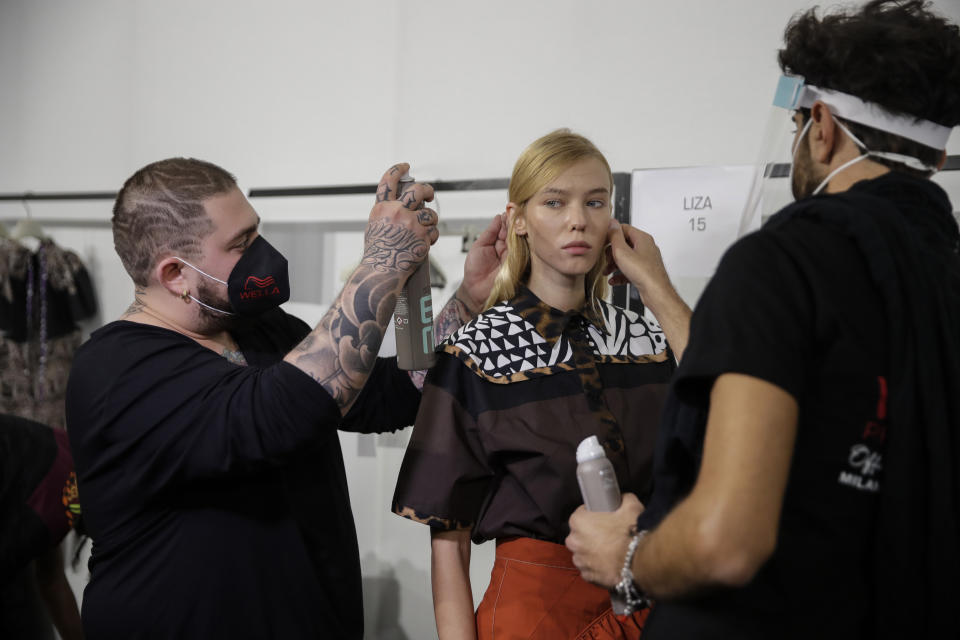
[284,163,439,414]
[407,213,508,390]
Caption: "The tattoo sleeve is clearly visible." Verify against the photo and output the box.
[285,220,426,413]
[434,293,474,340]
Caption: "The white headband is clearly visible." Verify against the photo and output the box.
[798,85,952,149]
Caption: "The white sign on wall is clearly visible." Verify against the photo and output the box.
[630,166,759,278]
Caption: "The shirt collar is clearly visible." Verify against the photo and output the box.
[510,284,607,337]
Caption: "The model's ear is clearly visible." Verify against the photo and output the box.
[810,101,840,165]
[507,202,527,236]
[154,257,190,300]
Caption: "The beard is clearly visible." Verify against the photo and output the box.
[195,278,238,333]
[790,138,824,201]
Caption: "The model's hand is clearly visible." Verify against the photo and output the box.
[364,163,439,275]
[457,213,508,315]
[566,492,644,589]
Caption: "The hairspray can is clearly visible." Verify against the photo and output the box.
[576,435,628,615]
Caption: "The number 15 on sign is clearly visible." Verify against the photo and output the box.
[631,166,758,278]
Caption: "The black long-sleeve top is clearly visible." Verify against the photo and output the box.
[66,308,419,639]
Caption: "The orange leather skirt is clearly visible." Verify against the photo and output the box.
[475,537,649,640]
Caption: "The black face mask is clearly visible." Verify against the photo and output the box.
[176,235,291,316]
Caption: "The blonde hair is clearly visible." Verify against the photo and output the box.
[484,129,613,310]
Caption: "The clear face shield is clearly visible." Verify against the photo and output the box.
[738,76,807,236]
[738,75,951,237]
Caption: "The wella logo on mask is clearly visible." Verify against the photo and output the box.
[241,275,280,299]
[245,275,276,290]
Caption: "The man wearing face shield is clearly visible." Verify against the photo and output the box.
[566,2,960,638]
[64,158,506,639]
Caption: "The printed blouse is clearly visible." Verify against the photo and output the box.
[393,286,675,543]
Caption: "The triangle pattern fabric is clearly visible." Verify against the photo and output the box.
[442,298,668,379]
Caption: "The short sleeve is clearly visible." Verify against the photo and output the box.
[675,229,815,405]
[392,352,493,530]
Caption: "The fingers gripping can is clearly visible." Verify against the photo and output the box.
[576,435,629,615]
[395,175,436,370]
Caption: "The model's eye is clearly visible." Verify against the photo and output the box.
[587,200,607,208]
[544,199,563,208]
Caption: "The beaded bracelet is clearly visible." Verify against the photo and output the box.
[615,529,650,614]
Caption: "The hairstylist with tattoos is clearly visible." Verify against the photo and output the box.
[65,158,506,640]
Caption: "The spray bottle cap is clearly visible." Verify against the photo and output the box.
[576,435,607,463]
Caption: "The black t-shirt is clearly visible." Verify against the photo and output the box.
[66,307,419,639]
[638,191,893,639]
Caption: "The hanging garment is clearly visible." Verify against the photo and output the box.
[0,238,97,430]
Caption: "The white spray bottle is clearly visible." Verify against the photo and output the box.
[576,435,628,615]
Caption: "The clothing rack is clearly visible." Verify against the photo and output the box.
[0,177,518,234]
[0,173,632,245]
[0,172,637,309]
[1,158,957,309]
[0,178,513,204]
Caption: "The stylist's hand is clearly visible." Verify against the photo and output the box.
[458,213,508,315]
[605,219,671,297]
[606,218,691,360]
[566,492,644,589]
[364,163,439,275]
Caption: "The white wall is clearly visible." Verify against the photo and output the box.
[2,1,960,638]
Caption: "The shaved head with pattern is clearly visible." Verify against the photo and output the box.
[112,158,237,286]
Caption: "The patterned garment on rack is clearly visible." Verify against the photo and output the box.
[0,238,97,430]
[0,332,84,430]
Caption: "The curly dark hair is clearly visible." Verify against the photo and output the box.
[778,0,960,174]
[112,158,236,286]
